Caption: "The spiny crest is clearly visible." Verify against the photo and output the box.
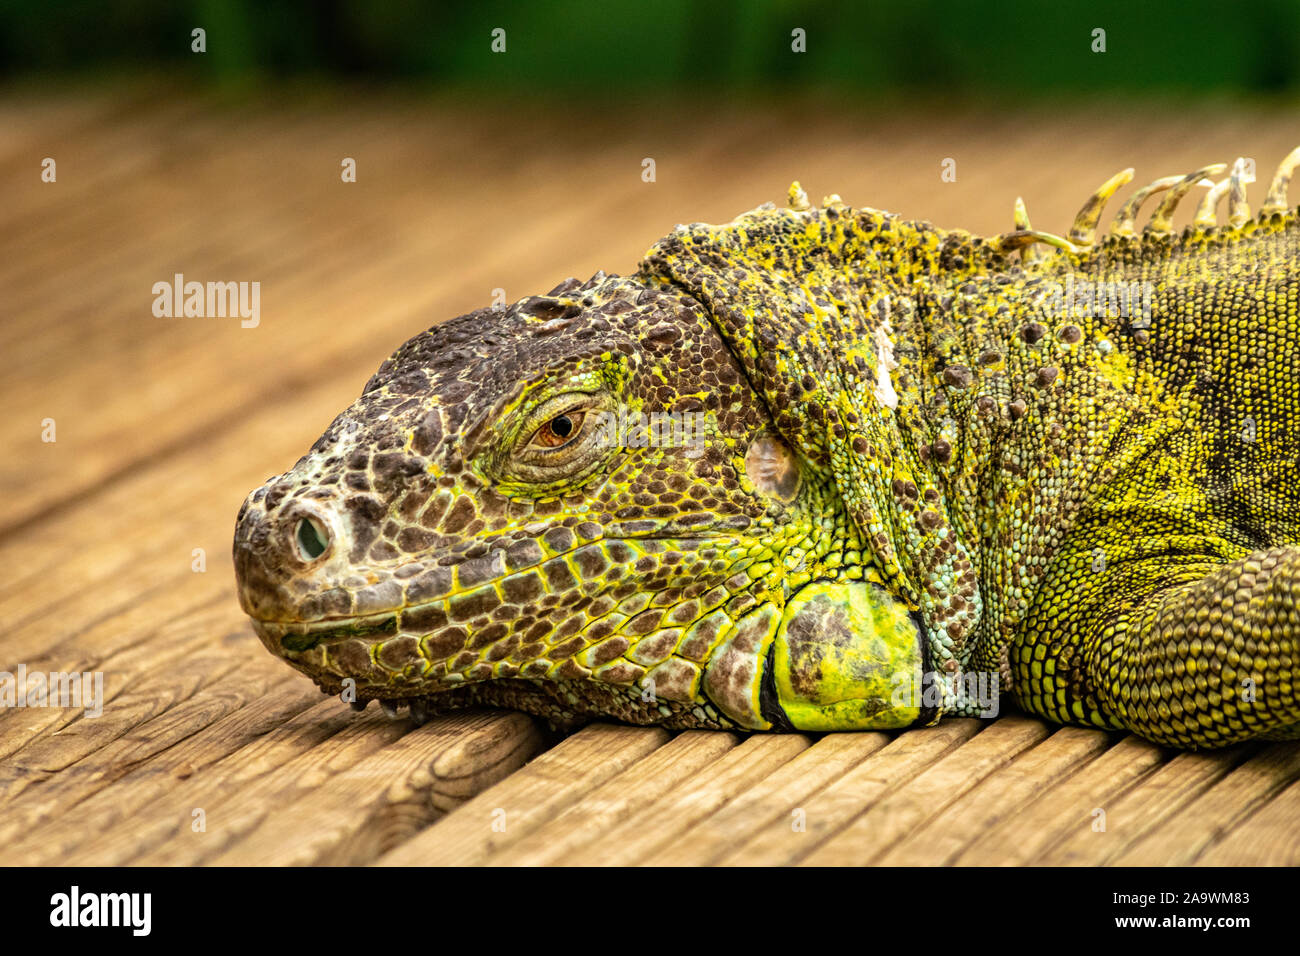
[991,145,1300,259]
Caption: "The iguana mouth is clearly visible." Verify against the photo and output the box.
[247,528,744,655]
[252,611,399,652]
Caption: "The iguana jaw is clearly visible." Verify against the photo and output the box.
[239,529,757,692]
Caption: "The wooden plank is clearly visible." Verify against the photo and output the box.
[951,734,1166,866]
[554,734,812,865]
[716,719,983,867]
[428,716,557,813]
[0,106,351,400]
[5,675,319,865]
[1194,777,1300,866]
[0,93,207,228]
[464,730,738,865]
[0,662,291,813]
[0,642,249,813]
[0,594,277,768]
[797,716,1052,865]
[375,724,668,866]
[1113,743,1300,865]
[52,699,379,865]
[875,725,1114,865]
[127,709,414,865]
[641,731,891,866]
[1033,746,1254,865]
[205,712,545,865]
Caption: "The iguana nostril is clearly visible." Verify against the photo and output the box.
[295,516,330,561]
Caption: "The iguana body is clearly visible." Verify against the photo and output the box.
[234,149,1300,749]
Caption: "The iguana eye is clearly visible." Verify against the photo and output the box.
[496,392,612,488]
[530,411,585,449]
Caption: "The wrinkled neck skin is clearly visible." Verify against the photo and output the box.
[805,209,1132,691]
[645,203,1025,715]
[828,214,1048,708]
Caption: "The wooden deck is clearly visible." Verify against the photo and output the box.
[4,86,1299,866]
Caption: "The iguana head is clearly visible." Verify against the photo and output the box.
[234,268,929,730]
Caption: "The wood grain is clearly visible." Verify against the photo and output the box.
[375,724,668,865]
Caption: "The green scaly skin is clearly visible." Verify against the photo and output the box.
[234,149,1300,749]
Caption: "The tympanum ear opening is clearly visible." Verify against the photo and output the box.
[744,434,800,502]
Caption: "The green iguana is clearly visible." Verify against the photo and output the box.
[234,148,1300,749]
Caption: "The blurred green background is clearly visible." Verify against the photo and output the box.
[3,0,1299,97]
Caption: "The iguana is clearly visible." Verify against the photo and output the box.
[234,148,1300,750]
